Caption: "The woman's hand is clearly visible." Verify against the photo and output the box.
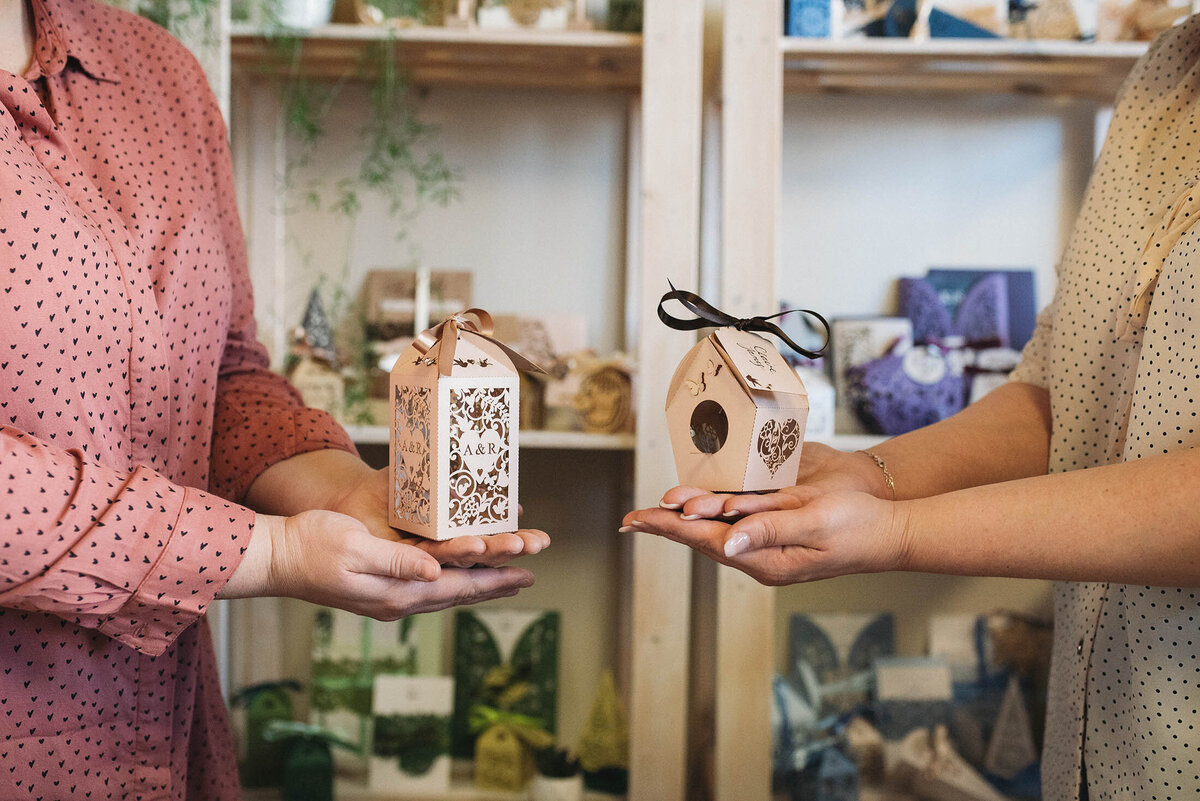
[621,486,911,586]
[219,510,535,618]
[327,465,550,568]
[657,444,891,521]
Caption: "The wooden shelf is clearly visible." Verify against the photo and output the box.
[245,776,620,801]
[344,425,635,451]
[346,426,868,452]
[781,37,1147,99]
[230,23,642,90]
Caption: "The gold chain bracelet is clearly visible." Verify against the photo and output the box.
[858,449,896,501]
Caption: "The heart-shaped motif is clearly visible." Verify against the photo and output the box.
[456,427,508,484]
[757,418,801,476]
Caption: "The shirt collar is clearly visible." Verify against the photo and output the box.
[28,0,122,83]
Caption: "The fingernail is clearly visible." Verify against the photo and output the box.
[618,521,643,533]
[417,561,440,581]
[724,532,750,557]
[722,509,741,518]
[659,500,682,510]
[680,513,701,521]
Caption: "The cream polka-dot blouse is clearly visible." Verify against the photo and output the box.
[0,0,354,796]
[1010,15,1200,801]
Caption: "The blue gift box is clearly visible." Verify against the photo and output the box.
[786,0,832,37]
[873,657,954,740]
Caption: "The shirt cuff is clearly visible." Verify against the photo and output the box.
[97,484,252,656]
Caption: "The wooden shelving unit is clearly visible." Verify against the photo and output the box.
[708,5,1141,800]
[780,37,1146,98]
[229,23,642,90]
[226,6,701,801]
[222,6,1142,800]
[344,425,635,451]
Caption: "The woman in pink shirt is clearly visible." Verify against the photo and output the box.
[0,0,546,795]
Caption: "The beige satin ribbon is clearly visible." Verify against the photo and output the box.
[413,308,545,377]
[1117,183,1200,341]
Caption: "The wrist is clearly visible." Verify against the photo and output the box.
[217,512,280,600]
[856,449,896,501]
[245,449,372,515]
[888,500,917,572]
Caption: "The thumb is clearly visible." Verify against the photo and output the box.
[723,510,792,558]
[349,532,442,581]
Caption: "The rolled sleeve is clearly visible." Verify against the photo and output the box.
[0,429,251,655]
[209,369,357,503]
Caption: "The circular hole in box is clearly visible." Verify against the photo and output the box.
[689,400,728,454]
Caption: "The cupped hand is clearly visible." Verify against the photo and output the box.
[330,466,550,568]
[621,488,910,586]
[656,444,890,522]
[220,509,535,618]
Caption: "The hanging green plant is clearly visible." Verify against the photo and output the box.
[252,10,460,424]
[126,0,461,424]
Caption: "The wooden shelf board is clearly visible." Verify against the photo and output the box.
[780,37,1147,99]
[345,424,635,451]
[230,23,642,90]
[243,771,621,800]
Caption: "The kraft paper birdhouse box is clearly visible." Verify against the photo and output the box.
[390,310,541,540]
[665,327,810,493]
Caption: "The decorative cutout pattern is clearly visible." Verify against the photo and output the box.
[394,385,433,526]
[448,387,512,527]
[757,417,801,476]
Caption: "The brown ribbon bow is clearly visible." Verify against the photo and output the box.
[413,308,545,377]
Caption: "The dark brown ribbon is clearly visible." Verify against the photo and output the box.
[657,284,829,360]
[413,308,545,377]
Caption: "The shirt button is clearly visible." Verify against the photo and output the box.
[1077,638,1085,656]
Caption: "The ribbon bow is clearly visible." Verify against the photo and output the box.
[657,284,829,360]
[414,308,545,377]
[468,705,555,751]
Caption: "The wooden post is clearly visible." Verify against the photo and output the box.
[445,0,474,27]
[714,1,782,800]
[627,0,705,799]
[568,0,594,30]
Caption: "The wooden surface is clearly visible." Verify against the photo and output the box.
[781,37,1146,99]
[712,3,784,800]
[344,425,635,450]
[231,23,642,90]
[626,0,705,799]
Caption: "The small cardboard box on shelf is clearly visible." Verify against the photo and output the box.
[369,675,455,794]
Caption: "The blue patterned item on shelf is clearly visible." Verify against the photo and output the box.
[873,657,954,739]
[786,0,833,37]
[787,613,895,717]
[787,745,860,801]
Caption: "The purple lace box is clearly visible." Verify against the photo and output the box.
[898,272,1009,347]
[847,346,967,435]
